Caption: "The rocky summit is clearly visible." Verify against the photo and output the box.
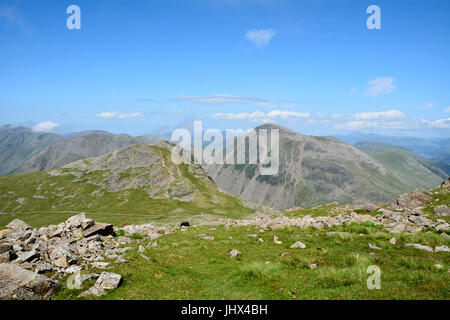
[0,212,166,299]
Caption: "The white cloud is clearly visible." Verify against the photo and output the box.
[353,110,406,121]
[176,94,268,105]
[211,110,310,122]
[32,121,59,132]
[429,118,450,129]
[349,88,357,96]
[245,29,276,48]
[267,110,310,119]
[444,106,450,113]
[426,102,435,109]
[96,112,145,119]
[334,110,414,130]
[365,76,397,97]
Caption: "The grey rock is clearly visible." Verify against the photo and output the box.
[140,254,154,264]
[229,249,241,258]
[15,250,39,263]
[0,264,61,300]
[35,262,53,274]
[0,243,12,254]
[91,262,109,269]
[434,245,450,253]
[96,272,122,290]
[0,251,17,263]
[83,223,115,238]
[290,241,306,249]
[368,243,381,250]
[434,205,450,217]
[403,243,433,252]
[78,272,121,298]
[6,219,31,232]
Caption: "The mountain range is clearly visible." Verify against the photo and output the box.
[205,124,445,210]
[0,124,448,211]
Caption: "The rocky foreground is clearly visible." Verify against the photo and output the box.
[0,179,449,300]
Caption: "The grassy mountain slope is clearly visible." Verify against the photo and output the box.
[0,142,254,225]
[0,126,64,175]
[205,124,441,210]
[13,132,151,174]
[355,141,447,186]
[336,132,450,174]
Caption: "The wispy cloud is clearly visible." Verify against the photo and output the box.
[353,110,406,121]
[211,110,310,122]
[96,112,146,119]
[444,106,450,113]
[365,76,397,97]
[0,4,24,26]
[422,118,450,129]
[245,29,276,48]
[32,121,59,132]
[176,94,269,105]
[334,110,409,130]
[425,102,435,109]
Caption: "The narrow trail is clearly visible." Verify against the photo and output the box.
[159,151,177,183]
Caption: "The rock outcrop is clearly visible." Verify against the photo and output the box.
[0,264,61,300]
[390,189,434,210]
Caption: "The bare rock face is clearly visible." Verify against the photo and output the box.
[0,264,61,300]
[391,190,433,210]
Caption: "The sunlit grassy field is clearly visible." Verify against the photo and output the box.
[55,221,449,300]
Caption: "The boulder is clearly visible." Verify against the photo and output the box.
[434,245,450,253]
[5,219,31,232]
[83,223,115,238]
[434,205,450,217]
[229,249,241,258]
[14,250,39,264]
[78,272,121,298]
[403,243,433,252]
[440,178,450,189]
[290,241,306,249]
[96,272,122,290]
[0,243,12,255]
[368,243,381,250]
[0,230,11,239]
[359,204,380,212]
[0,251,17,263]
[35,262,53,274]
[0,264,61,300]
[391,190,433,210]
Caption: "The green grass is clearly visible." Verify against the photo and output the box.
[55,222,449,300]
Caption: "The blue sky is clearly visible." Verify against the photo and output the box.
[1,0,449,137]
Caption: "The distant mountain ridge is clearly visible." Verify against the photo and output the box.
[0,126,64,175]
[13,131,150,174]
[335,132,450,170]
